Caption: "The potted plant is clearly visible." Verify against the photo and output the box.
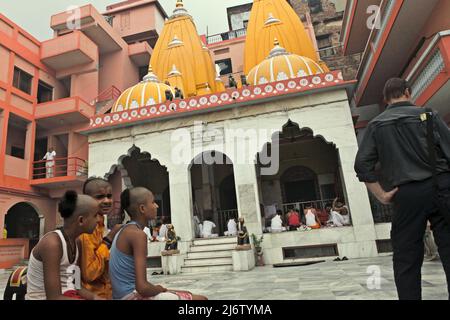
[251,234,265,266]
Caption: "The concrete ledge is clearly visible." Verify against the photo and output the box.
[161,254,183,275]
[232,249,255,271]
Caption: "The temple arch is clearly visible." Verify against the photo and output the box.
[189,150,238,238]
[256,119,348,230]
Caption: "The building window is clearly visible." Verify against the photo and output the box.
[6,114,29,160]
[13,67,33,95]
[317,35,332,49]
[37,80,53,103]
[308,0,323,14]
[283,244,339,259]
[215,58,233,76]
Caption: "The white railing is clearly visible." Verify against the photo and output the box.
[318,44,344,59]
[281,199,336,214]
[207,28,247,45]
[410,50,445,102]
[406,31,450,102]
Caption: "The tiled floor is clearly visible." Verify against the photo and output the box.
[147,255,449,300]
[1,255,448,300]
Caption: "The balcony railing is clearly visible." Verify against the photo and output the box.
[32,157,87,180]
[318,44,344,59]
[406,30,450,103]
[207,28,247,45]
[91,85,122,105]
[282,199,336,214]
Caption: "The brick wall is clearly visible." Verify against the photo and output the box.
[288,0,360,80]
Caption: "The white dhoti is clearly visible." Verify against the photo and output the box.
[331,211,350,227]
[46,161,55,178]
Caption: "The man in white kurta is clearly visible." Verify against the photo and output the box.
[202,219,216,238]
[43,147,56,178]
[225,218,237,236]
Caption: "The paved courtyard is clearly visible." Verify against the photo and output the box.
[1,255,448,300]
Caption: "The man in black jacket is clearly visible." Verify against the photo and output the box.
[355,78,450,300]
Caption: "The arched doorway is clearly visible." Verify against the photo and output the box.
[5,203,40,254]
[119,146,171,221]
[190,151,238,237]
[256,120,347,229]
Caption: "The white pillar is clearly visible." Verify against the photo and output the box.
[337,145,377,241]
[233,163,263,237]
[168,166,194,242]
[39,215,45,238]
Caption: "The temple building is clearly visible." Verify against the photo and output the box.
[1,0,448,273]
[84,0,375,272]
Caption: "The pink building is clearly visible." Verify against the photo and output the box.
[0,0,167,269]
[341,0,450,130]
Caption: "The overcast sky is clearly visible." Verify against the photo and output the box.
[0,0,254,41]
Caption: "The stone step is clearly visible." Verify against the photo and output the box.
[192,237,237,246]
[187,250,233,259]
[189,243,236,252]
[181,264,233,274]
[184,257,233,267]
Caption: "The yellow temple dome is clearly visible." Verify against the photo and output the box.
[112,66,174,113]
[150,0,219,97]
[244,0,322,74]
[247,39,325,86]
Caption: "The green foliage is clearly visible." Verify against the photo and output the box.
[251,234,264,248]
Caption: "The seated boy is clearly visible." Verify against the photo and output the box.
[304,204,321,229]
[26,191,102,300]
[110,188,207,300]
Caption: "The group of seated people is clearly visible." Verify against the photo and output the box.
[21,177,207,301]
[193,216,219,238]
[267,198,351,233]
[144,217,172,242]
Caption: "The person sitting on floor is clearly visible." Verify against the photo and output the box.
[80,177,122,300]
[109,188,207,300]
[158,217,169,241]
[287,209,301,231]
[316,204,332,226]
[201,216,216,238]
[304,204,321,229]
[271,210,286,233]
[151,222,161,242]
[26,191,101,300]
[330,197,351,227]
[225,218,237,236]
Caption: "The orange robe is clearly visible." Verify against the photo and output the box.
[79,217,112,299]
